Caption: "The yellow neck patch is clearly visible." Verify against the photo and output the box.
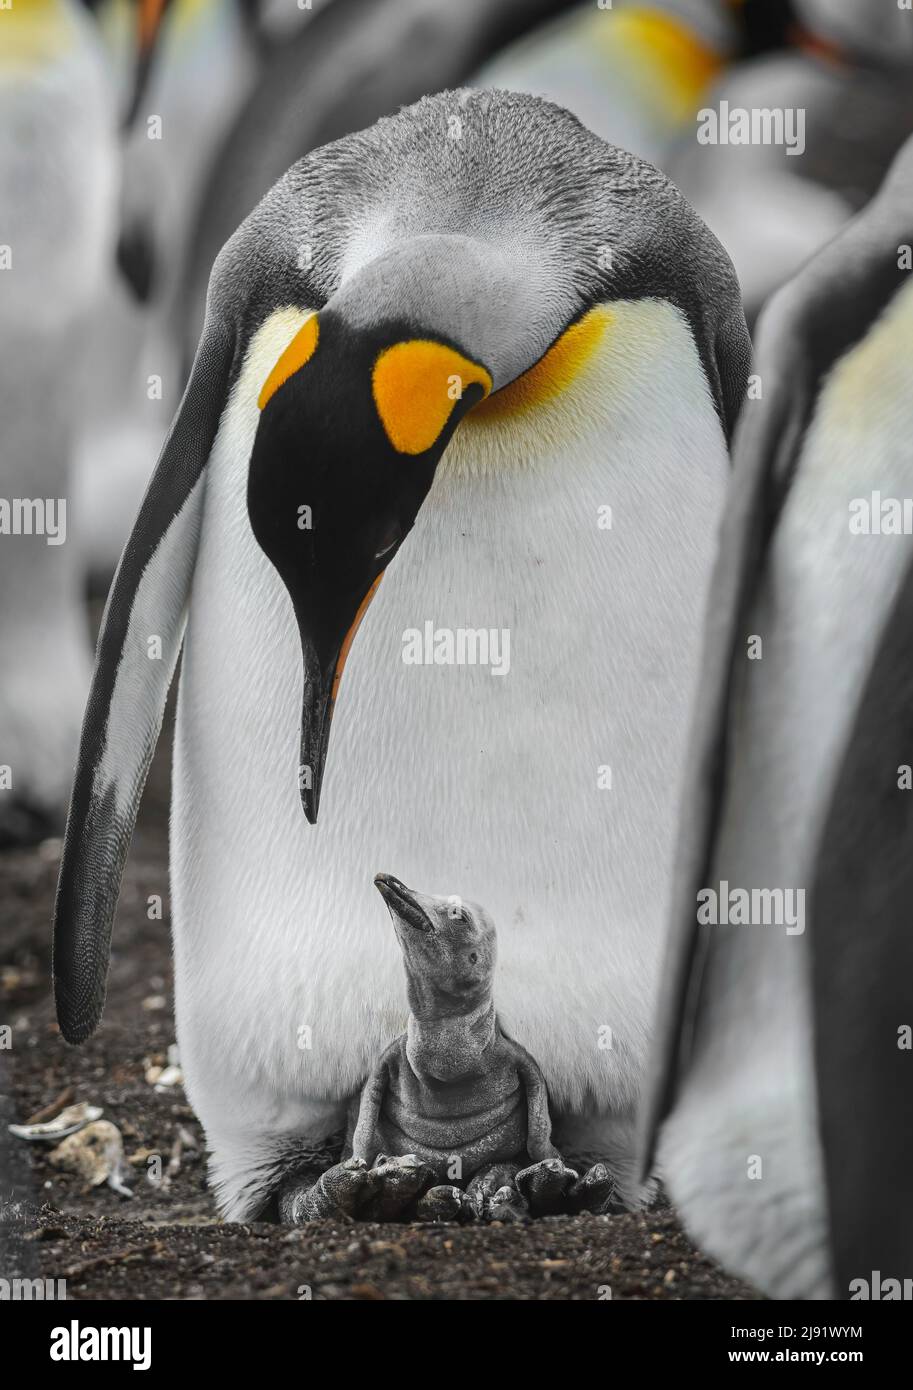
[0,0,73,68]
[596,7,722,119]
[474,306,612,423]
[258,314,319,411]
[372,341,492,455]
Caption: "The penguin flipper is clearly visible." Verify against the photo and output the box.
[53,318,234,1044]
[639,135,913,1177]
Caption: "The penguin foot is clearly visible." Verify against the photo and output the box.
[515,1157,579,1215]
[358,1154,436,1221]
[567,1162,618,1214]
[280,1157,374,1223]
[486,1183,530,1224]
[415,1184,478,1223]
[466,1162,520,1219]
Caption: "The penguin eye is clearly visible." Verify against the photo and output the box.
[468,951,478,963]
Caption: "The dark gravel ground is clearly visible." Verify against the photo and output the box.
[0,685,759,1302]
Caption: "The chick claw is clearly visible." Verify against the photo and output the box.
[466,1162,521,1219]
[515,1157,579,1215]
[415,1184,478,1223]
[567,1162,618,1214]
[487,1183,530,1223]
[357,1153,436,1221]
[285,1157,375,1223]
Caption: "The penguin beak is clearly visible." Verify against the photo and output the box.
[248,310,491,824]
[374,874,433,933]
[296,572,385,824]
[123,0,173,129]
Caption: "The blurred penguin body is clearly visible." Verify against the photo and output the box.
[795,0,913,68]
[669,44,913,321]
[645,136,913,1298]
[74,0,256,581]
[0,0,118,841]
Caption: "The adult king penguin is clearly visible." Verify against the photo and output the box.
[55,90,749,1220]
[643,132,913,1298]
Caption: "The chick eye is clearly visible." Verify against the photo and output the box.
[468,951,478,964]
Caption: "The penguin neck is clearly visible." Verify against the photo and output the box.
[405,998,497,1083]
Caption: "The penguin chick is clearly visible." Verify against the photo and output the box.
[285,875,614,1222]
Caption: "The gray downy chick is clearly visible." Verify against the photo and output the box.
[281,876,616,1223]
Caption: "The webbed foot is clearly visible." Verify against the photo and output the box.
[487,1183,530,1223]
[515,1157,579,1215]
[358,1154,436,1221]
[567,1162,618,1214]
[279,1156,374,1223]
[415,1184,478,1223]
[466,1163,520,1219]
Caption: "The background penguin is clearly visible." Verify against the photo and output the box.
[0,0,119,846]
[641,131,913,1298]
[0,0,175,846]
[667,1,913,322]
[72,0,258,582]
[54,89,749,1221]
[794,0,913,67]
[473,0,739,169]
[479,0,913,324]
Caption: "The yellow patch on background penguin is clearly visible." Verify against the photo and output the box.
[594,7,722,119]
[258,314,319,410]
[813,276,913,434]
[0,0,74,68]
[474,306,612,423]
[372,341,492,455]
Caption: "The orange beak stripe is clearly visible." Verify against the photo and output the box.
[139,0,169,52]
[330,571,385,710]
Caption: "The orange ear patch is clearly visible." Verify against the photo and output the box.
[258,314,320,410]
[473,307,612,423]
[372,341,492,455]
